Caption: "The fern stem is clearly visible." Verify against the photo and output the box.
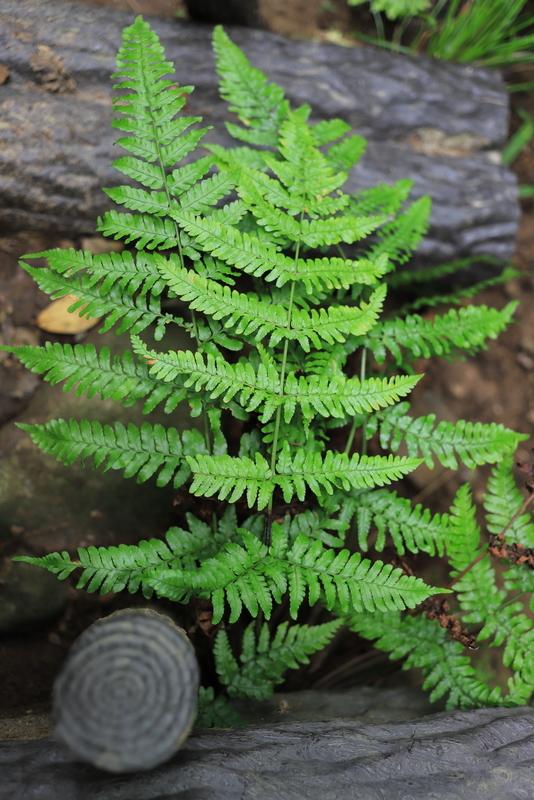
[265,233,301,545]
[344,347,367,456]
[373,10,386,42]
[269,247,299,474]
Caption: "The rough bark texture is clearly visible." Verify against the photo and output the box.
[0,0,519,277]
[1,706,533,799]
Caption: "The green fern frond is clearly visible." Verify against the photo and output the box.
[213,25,289,147]
[145,525,440,623]
[186,448,422,508]
[346,610,503,709]
[112,17,207,156]
[21,248,167,297]
[134,339,420,422]
[195,686,244,728]
[18,418,207,487]
[446,484,504,625]
[281,372,420,423]
[237,170,388,247]
[348,179,413,217]
[22,264,171,338]
[484,458,534,547]
[326,134,367,172]
[378,402,526,469]
[214,619,342,700]
[386,255,503,288]
[367,196,431,265]
[166,207,388,291]
[12,551,78,580]
[6,342,187,414]
[274,445,423,501]
[159,259,386,350]
[355,488,448,556]
[97,210,180,251]
[311,118,351,146]
[21,247,96,276]
[363,302,518,364]
[186,452,274,509]
[14,521,220,597]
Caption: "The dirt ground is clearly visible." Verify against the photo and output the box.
[2,0,534,722]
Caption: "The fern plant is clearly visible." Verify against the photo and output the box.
[7,17,533,721]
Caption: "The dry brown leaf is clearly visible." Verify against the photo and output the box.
[29,45,76,94]
[0,65,10,85]
[36,295,101,334]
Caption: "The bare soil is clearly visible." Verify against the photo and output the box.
[2,0,534,724]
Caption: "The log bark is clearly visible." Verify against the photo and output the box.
[0,0,519,278]
[1,704,533,799]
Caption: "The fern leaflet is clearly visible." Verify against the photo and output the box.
[18,419,207,487]
[6,342,187,414]
[144,525,440,623]
[214,620,342,700]
[363,302,518,364]
[378,402,527,469]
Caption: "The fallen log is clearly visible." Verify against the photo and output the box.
[0,0,520,278]
[0,703,533,799]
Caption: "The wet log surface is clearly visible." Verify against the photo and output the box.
[1,705,533,799]
[0,0,520,278]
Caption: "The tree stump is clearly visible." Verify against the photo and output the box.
[53,608,199,773]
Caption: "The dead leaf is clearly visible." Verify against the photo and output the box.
[401,127,489,158]
[80,237,124,256]
[36,295,101,334]
[29,45,76,94]
[0,65,10,85]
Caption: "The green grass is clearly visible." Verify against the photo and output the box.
[351,0,534,68]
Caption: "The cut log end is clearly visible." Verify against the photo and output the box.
[53,608,200,773]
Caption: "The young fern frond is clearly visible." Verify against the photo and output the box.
[445,484,504,625]
[212,25,289,147]
[377,402,527,469]
[144,525,441,623]
[18,419,207,487]
[214,619,343,700]
[367,197,432,266]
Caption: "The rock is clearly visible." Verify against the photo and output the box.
[0,558,68,634]
[0,323,197,557]
[0,705,533,799]
[0,0,519,278]
[230,685,443,724]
